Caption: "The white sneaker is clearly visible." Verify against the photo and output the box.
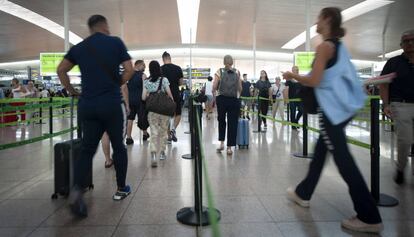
[287,187,310,208]
[341,216,383,233]
[160,151,166,160]
[151,152,157,167]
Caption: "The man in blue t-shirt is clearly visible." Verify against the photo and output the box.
[124,60,150,144]
[57,15,134,218]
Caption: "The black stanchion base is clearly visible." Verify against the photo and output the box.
[376,193,399,207]
[177,206,221,226]
[181,154,193,160]
[184,131,191,134]
[293,152,313,159]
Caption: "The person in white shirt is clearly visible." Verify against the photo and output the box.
[204,76,214,119]
[271,77,287,121]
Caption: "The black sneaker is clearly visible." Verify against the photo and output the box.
[246,115,250,120]
[113,185,131,201]
[69,189,88,218]
[143,133,150,141]
[170,130,177,142]
[394,170,404,185]
[126,138,134,145]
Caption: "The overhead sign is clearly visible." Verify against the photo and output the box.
[182,68,211,79]
[40,53,80,76]
[294,52,315,74]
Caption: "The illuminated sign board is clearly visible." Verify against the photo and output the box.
[294,52,315,74]
[40,53,80,76]
[182,68,211,79]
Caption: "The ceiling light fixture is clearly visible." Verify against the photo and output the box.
[176,0,200,44]
[282,0,394,49]
[0,0,83,45]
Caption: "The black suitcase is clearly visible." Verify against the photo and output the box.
[51,97,93,199]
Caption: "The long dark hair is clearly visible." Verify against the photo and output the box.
[148,60,162,82]
[320,7,346,38]
[260,70,269,81]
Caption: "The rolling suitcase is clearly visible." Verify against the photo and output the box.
[237,118,249,149]
[51,97,93,199]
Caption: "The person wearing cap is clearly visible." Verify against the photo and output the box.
[379,29,414,185]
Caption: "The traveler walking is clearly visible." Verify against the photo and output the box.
[125,60,150,144]
[283,7,383,233]
[204,76,214,119]
[161,51,184,143]
[379,29,414,185]
[57,14,134,217]
[142,60,174,167]
[213,55,242,155]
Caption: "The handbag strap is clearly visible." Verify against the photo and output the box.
[157,77,163,92]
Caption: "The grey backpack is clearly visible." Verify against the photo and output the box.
[218,68,238,97]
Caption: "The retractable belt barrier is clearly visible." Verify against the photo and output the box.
[177,97,221,236]
[0,97,78,151]
[240,95,399,207]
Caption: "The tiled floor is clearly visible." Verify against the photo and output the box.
[0,110,413,237]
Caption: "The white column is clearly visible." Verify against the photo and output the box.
[189,28,193,91]
[305,0,311,52]
[253,22,256,81]
[64,0,69,51]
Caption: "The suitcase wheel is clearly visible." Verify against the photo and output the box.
[51,193,58,199]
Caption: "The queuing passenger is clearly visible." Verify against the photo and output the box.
[379,29,414,185]
[57,14,134,217]
[161,51,184,143]
[204,76,214,120]
[285,66,302,129]
[10,78,27,122]
[271,77,287,121]
[125,60,150,144]
[240,73,252,120]
[255,70,272,129]
[282,7,383,233]
[142,60,174,167]
[213,55,242,155]
[0,86,4,99]
[25,80,39,123]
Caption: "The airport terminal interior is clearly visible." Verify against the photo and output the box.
[0,0,414,236]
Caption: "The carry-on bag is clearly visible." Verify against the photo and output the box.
[236,118,249,149]
[51,97,93,199]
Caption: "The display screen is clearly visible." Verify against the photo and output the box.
[294,52,315,74]
[40,53,80,76]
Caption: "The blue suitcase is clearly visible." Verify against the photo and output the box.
[237,119,249,149]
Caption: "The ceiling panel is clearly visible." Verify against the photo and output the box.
[0,0,413,63]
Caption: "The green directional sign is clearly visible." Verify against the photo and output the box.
[294,52,315,74]
[40,53,80,76]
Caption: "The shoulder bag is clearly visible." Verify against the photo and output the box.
[146,78,176,116]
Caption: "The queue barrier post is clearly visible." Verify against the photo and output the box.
[370,97,398,207]
[177,101,221,226]
[253,95,263,133]
[182,97,194,160]
[293,111,313,159]
[49,97,53,134]
[286,102,290,122]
